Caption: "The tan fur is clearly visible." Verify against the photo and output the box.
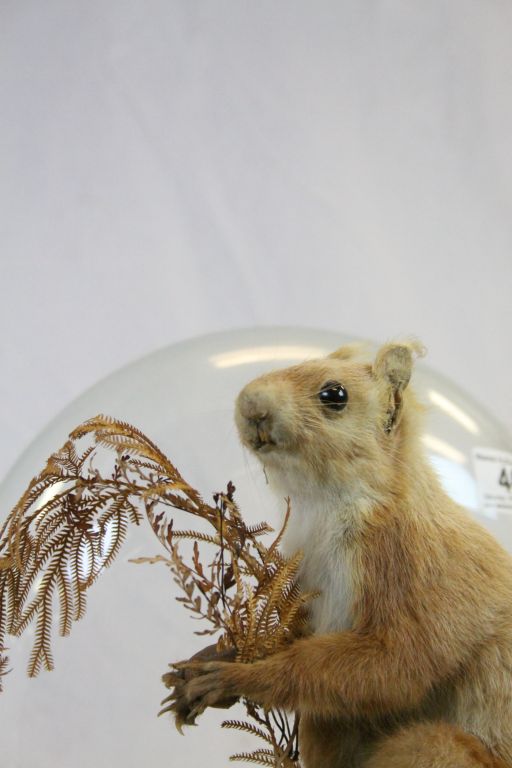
[180,341,512,767]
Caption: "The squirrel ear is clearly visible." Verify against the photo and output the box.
[373,341,425,433]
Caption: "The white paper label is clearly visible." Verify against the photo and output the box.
[472,447,512,518]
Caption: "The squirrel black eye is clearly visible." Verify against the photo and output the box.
[318,381,348,411]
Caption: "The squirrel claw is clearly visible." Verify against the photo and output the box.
[162,670,185,688]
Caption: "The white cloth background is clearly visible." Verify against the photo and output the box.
[1,0,511,483]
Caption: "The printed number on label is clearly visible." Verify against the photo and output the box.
[499,468,512,492]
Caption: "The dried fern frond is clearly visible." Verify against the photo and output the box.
[222,714,299,768]
[230,750,277,765]
[0,417,199,682]
[0,415,311,766]
[221,720,274,745]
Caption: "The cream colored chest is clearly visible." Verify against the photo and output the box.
[282,496,356,633]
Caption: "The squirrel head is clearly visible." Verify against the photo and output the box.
[235,339,426,497]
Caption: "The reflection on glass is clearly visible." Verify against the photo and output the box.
[429,455,478,512]
[33,480,69,512]
[422,434,466,465]
[428,390,479,435]
[209,346,329,368]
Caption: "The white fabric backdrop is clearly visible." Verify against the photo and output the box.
[1,0,511,483]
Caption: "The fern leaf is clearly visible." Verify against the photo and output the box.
[101,509,129,572]
[28,580,55,677]
[4,567,19,635]
[142,482,190,498]
[56,566,73,637]
[230,750,276,765]
[0,570,9,691]
[13,529,68,635]
[244,522,274,537]
[71,530,87,622]
[253,552,302,643]
[169,530,220,545]
[222,720,273,745]
[76,532,95,587]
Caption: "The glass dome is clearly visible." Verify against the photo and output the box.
[1,327,511,767]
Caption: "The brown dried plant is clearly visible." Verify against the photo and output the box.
[0,415,314,767]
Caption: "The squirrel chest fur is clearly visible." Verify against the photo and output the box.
[281,489,358,634]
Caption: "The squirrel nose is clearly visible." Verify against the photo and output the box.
[247,410,273,447]
[238,388,272,423]
[248,411,269,428]
[236,387,278,449]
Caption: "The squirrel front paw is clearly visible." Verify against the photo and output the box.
[160,644,238,732]
[161,660,240,731]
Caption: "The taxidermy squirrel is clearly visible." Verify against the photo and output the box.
[168,341,512,767]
